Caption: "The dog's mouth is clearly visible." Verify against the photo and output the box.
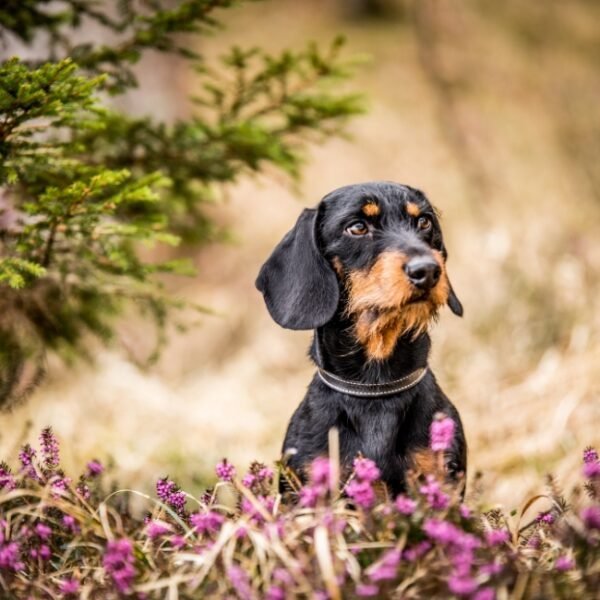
[406,288,430,303]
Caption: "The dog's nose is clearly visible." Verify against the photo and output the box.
[404,257,441,290]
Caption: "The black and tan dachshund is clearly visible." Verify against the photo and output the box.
[256,181,466,495]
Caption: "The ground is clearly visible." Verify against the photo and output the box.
[1,0,598,510]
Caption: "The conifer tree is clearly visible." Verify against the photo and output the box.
[0,0,364,406]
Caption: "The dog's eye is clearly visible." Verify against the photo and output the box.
[417,216,431,231]
[346,221,369,236]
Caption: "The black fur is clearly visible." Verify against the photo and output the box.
[256,181,467,495]
[256,208,339,330]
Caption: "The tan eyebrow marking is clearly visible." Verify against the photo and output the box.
[406,201,421,217]
[362,202,380,217]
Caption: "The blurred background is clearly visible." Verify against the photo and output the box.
[1,0,599,507]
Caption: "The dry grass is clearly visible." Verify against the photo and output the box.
[1,426,599,598]
[0,0,599,508]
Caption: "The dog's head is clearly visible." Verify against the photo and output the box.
[256,181,462,360]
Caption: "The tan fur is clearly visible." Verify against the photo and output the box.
[362,202,380,217]
[411,449,438,477]
[406,201,421,217]
[331,256,344,277]
[347,250,449,360]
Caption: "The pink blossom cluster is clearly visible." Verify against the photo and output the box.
[345,457,381,509]
[0,465,16,491]
[103,539,136,594]
[0,521,23,572]
[242,463,274,490]
[0,429,598,598]
[299,456,333,508]
[430,414,456,452]
[424,518,486,597]
[18,444,39,481]
[39,427,60,470]
[156,477,187,517]
[583,446,600,479]
[215,459,236,481]
[191,510,224,536]
[419,475,450,510]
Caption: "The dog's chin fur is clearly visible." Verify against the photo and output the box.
[346,250,449,361]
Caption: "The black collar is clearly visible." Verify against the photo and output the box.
[317,366,428,397]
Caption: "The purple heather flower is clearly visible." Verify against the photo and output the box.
[485,528,510,546]
[103,539,136,594]
[258,466,274,481]
[59,578,80,595]
[356,583,379,597]
[86,459,104,477]
[366,548,401,582]
[156,477,175,502]
[146,520,172,539]
[0,464,16,491]
[35,522,52,540]
[430,414,456,452]
[583,461,600,479]
[0,537,23,571]
[39,544,51,560]
[346,479,376,509]
[298,485,321,508]
[353,457,380,483]
[395,495,416,515]
[423,518,462,544]
[403,541,431,562]
[170,535,186,549]
[527,535,541,549]
[168,490,187,516]
[228,564,252,600]
[62,515,79,533]
[480,560,503,576]
[18,444,39,481]
[448,574,478,596]
[266,586,285,600]
[190,511,224,536]
[458,532,481,551]
[459,504,471,519]
[310,457,332,486]
[419,476,450,510]
[242,473,256,488]
[40,427,60,470]
[451,547,476,578]
[156,477,186,516]
[241,495,274,524]
[536,511,555,525]
[273,567,293,585]
[215,459,236,482]
[77,481,90,500]
[583,447,598,464]
[51,475,72,498]
[555,555,575,571]
[581,506,600,530]
[473,588,496,600]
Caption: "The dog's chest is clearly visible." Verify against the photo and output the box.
[341,401,405,461]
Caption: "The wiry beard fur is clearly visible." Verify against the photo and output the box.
[345,250,449,361]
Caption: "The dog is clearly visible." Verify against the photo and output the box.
[256,181,466,495]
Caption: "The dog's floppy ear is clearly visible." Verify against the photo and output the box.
[256,208,339,330]
[447,282,463,317]
[439,242,463,317]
